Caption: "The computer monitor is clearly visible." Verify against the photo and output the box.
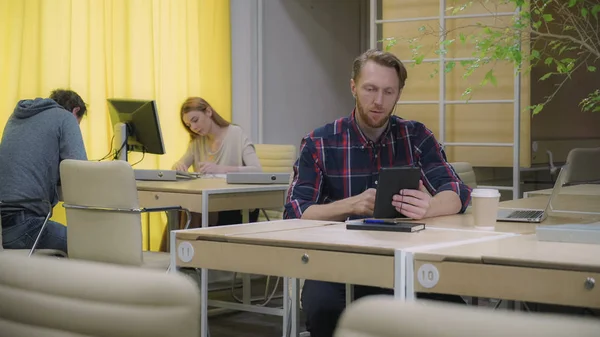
[107,98,166,161]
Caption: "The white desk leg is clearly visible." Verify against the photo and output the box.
[405,251,415,301]
[290,278,300,337]
[201,267,209,337]
[242,208,252,304]
[201,191,209,228]
[242,274,252,305]
[165,211,179,252]
[283,277,289,337]
[168,230,177,274]
[394,249,406,300]
[345,284,354,306]
[200,191,210,336]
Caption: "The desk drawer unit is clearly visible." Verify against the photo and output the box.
[138,191,204,213]
[208,191,286,212]
[176,239,394,288]
[413,260,600,309]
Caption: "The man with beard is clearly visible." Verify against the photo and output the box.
[283,49,472,337]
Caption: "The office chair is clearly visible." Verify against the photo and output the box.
[564,147,600,185]
[59,159,190,269]
[0,253,200,336]
[335,296,600,337]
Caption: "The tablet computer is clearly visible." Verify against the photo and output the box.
[373,166,421,219]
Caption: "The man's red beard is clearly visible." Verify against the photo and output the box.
[355,95,394,129]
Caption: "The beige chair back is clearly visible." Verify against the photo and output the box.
[0,253,200,337]
[60,159,143,266]
[564,147,600,184]
[450,162,477,189]
[254,144,297,221]
[254,144,297,173]
[335,296,600,337]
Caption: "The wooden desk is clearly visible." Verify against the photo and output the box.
[524,184,600,198]
[63,177,289,226]
[176,220,508,287]
[136,178,288,226]
[173,218,511,337]
[172,195,599,337]
[411,234,600,309]
[424,196,599,234]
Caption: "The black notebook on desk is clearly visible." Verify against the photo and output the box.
[346,219,425,233]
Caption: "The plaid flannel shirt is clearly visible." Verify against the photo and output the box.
[283,111,472,219]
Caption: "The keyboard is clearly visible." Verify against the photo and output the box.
[506,210,544,219]
[175,171,201,179]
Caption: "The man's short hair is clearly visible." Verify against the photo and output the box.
[351,49,408,90]
[49,89,87,118]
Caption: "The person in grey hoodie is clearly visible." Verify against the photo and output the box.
[0,89,88,254]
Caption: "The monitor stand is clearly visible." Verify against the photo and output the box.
[114,122,128,161]
[114,122,187,181]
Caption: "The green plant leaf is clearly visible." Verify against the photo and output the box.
[460,60,473,67]
[579,89,600,112]
[445,61,456,73]
[440,39,455,47]
[582,7,589,18]
[482,70,497,86]
[592,5,600,19]
[539,73,553,81]
[459,32,466,43]
[545,57,553,66]
[542,14,554,22]
[532,104,544,115]
[588,66,597,72]
[568,0,577,7]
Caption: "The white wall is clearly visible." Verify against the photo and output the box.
[231,0,369,149]
[231,0,260,142]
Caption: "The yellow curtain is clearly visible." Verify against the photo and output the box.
[0,0,231,250]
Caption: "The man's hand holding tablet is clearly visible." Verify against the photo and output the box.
[373,166,423,219]
[391,180,432,219]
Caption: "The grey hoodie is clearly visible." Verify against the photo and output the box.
[0,98,87,218]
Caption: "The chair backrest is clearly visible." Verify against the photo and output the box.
[0,253,200,337]
[254,144,297,173]
[254,144,297,221]
[564,147,600,184]
[450,162,477,189]
[334,296,600,337]
[59,159,143,266]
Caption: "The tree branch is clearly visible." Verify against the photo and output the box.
[529,30,600,59]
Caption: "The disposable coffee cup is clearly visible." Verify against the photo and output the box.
[471,188,501,227]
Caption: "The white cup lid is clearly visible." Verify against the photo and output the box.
[471,188,500,198]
